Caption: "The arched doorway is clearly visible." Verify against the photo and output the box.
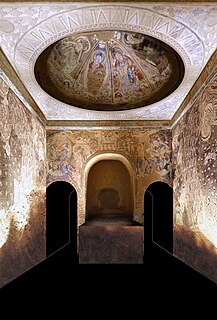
[144,182,173,253]
[86,159,133,223]
[79,158,143,264]
[46,181,77,257]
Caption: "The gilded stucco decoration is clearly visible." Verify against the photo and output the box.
[1,3,217,121]
[47,129,172,225]
[0,77,46,288]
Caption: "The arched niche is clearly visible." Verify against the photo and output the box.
[83,153,135,221]
[144,181,173,254]
[46,181,77,257]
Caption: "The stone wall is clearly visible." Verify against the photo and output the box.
[0,77,46,288]
[172,66,217,284]
[47,129,172,225]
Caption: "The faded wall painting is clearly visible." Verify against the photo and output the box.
[35,30,183,111]
[0,77,46,288]
[173,68,217,284]
[47,129,172,225]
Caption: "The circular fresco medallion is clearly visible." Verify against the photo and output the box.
[35,30,184,111]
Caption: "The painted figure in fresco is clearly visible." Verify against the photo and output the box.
[47,144,57,160]
[74,37,90,62]
[124,32,143,46]
[114,31,122,40]
[93,52,104,67]
[48,35,90,86]
[110,46,144,99]
[147,132,172,180]
[123,32,169,75]
[135,157,153,178]
[58,161,73,177]
[58,142,71,160]
[111,47,129,69]
[47,138,72,162]
[47,135,73,182]
[87,51,107,94]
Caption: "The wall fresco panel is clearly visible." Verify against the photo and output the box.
[173,67,217,284]
[47,128,172,225]
[0,78,46,288]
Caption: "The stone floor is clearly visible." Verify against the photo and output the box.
[79,214,143,264]
[84,214,142,226]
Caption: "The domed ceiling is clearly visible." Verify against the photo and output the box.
[35,30,184,111]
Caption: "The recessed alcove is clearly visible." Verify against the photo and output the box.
[86,159,135,226]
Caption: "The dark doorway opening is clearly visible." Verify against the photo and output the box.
[144,182,173,253]
[46,181,77,257]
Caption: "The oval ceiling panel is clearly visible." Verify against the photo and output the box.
[35,30,184,111]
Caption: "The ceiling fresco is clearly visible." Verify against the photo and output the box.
[0,3,217,123]
[35,30,184,111]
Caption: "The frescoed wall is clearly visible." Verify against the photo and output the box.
[47,129,172,225]
[0,77,46,288]
[173,67,217,284]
